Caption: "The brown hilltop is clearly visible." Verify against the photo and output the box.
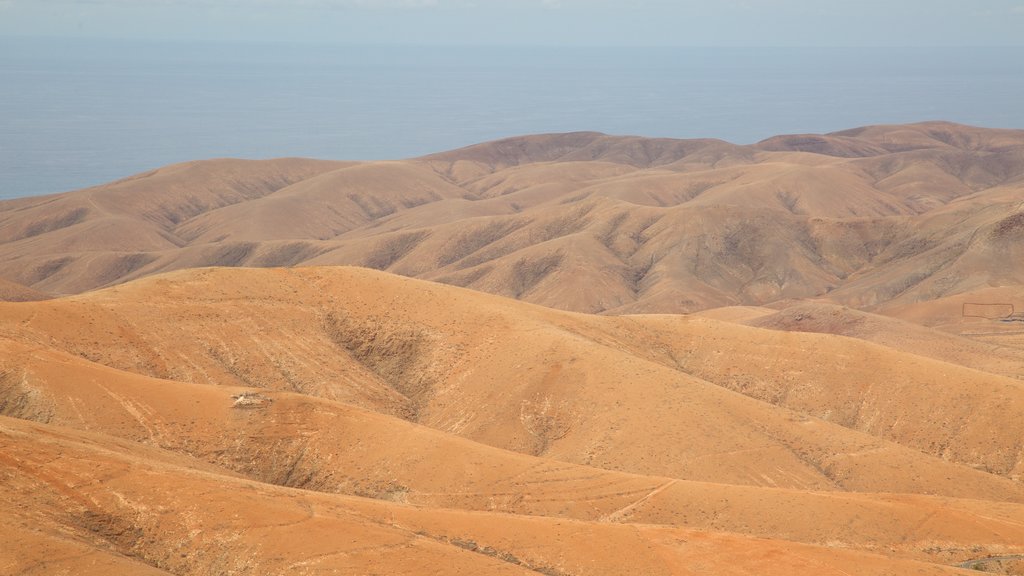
[1,122,1022,315]
[729,301,1024,379]
[0,277,48,302]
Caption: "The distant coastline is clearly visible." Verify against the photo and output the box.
[2,38,1023,199]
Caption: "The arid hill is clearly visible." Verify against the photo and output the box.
[6,415,991,576]
[1,122,1022,316]
[2,265,1024,574]
[2,123,1023,575]
[0,278,48,302]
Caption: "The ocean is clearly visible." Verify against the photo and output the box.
[2,38,1023,199]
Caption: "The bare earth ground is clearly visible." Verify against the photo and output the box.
[1,122,1023,574]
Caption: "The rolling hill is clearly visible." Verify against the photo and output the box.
[2,122,1023,575]
[1,122,1022,318]
[2,265,1024,574]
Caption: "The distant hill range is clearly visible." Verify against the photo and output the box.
[2,121,1023,317]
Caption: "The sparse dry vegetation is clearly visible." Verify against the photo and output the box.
[624,254,657,294]
[509,252,563,297]
[207,242,256,267]
[520,394,578,455]
[990,212,1024,241]
[363,230,431,270]
[18,207,89,241]
[251,242,323,267]
[531,203,594,244]
[348,192,396,219]
[776,190,802,214]
[437,265,493,288]
[437,219,528,267]
[0,368,54,423]
[321,310,436,415]
[28,256,73,283]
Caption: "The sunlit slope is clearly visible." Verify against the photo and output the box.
[572,312,1024,480]
[1,122,1021,313]
[0,157,348,293]
[2,266,1022,500]
[3,335,1024,567]
[0,336,668,518]
[0,415,1002,576]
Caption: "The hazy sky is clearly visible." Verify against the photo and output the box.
[1,0,1023,46]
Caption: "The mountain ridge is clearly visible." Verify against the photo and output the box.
[2,122,1022,318]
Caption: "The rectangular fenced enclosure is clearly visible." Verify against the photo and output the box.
[962,303,1015,319]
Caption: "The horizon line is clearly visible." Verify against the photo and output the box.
[4,35,1024,50]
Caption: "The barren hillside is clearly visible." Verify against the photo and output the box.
[2,122,1022,315]
[2,123,1023,575]
[2,266,1024,574]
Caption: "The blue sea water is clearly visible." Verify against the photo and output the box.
[2,38,1023,199]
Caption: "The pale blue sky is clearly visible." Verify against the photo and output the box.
[1,0,1023,46]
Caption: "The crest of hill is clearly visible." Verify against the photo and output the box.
[758,122,1024,157]
[419,131,749,171]
[831,121,1024,153]
[741,301,1024,379]
[0,157,348,243]
[755,133,891,157]
[0,123,1022,314]
[0,277,48,302]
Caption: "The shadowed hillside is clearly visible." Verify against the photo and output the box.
[0,278,48,302]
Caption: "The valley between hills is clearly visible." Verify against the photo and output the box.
[2,122,1024,575]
